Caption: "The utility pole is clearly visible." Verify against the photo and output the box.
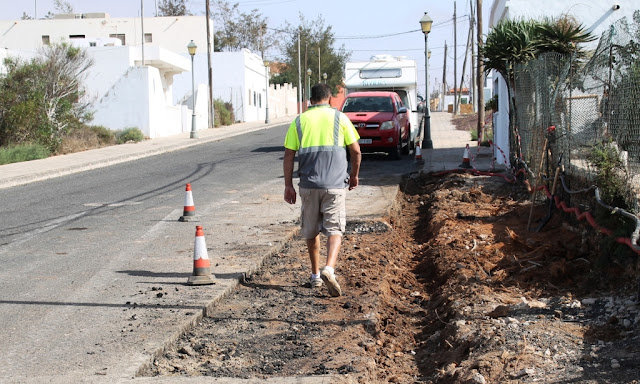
[442,41,447,112]
[477,0,485,142]
[297,31,302,114]
[304,42,308,103]
[459,16,472,112]
[141,0,145,66]
[453,0,458,115]
[470,0,476,112]
[206,0,214,128]
[318,47,321,83]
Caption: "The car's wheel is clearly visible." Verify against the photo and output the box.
[401,135,410,155]
[388,134,402,160]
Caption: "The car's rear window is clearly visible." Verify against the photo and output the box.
[342,97,394,113]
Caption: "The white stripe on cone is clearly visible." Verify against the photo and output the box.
[194,235,208,261]
[184,191,194,208]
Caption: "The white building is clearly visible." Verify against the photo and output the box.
[0,13,296,138]
[488,0,638,165]
[173,49,297,124]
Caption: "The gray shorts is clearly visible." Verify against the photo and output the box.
[299,187,346,239]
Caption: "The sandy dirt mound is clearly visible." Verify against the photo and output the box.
[143,172,639,383]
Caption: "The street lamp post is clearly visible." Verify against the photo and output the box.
[306,68,312,107]
[187,40,198,139]
[264,60,270,124]
[322,72,327,84]
[420,12,433,149]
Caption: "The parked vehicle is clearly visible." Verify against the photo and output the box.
[344,55,420,152]
[341,91,409,159]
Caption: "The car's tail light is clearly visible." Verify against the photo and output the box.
[380,121,394,130]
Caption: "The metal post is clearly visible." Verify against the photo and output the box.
[206,0,214,128]
[190,54,197,139]
[423,32,433,149]
[297,32,302,114]
[306,69,311,107]
[264,63,270,124]
[141,0,145,66]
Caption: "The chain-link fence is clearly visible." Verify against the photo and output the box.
[508,11,640,217]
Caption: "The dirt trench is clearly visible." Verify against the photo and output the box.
[143,172,640,383]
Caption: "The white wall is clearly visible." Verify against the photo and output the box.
[0,14,295,133]
[0,14,209,133]
[490,0,637,36]
[92,66,153,136]
[177,49,296,124]
[0,15,208,55]
[83,47,135,105]
[492,76,510,163]
[269,83,298,119]
[488,0,639,165]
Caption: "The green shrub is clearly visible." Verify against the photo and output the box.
[470,128,493,145]
[90,125,116,145]
[587,140,629,209]
[214,99,235,127]
[116,127,145,144]
[0,44,94,152]
[0,143,50,165]
[485,95,498,111]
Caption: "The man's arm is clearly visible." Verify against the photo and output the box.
[283,148,297,204]
[347,142,361,190]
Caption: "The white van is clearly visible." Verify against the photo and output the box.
[344,55,421,151]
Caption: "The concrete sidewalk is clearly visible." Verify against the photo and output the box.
[0,112,495,383]
[421,111,498,173]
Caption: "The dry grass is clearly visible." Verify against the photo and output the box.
[452,113,479,132]
[58,125,116,155]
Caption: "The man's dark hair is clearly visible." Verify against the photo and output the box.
[310,83,331,104]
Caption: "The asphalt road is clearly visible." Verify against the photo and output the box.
[0,123,414,382]
[0,124,297,381]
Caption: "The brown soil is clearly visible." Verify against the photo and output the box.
[451,114,478,132]
[144,172,640,383]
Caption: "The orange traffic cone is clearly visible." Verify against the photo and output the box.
[179,183,196,222]
[459,144,472,169]
[187,226,214,285]
[415,143,423,162]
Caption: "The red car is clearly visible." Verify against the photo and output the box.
[341,91,410,159]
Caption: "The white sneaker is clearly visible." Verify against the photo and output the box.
[310,276,323,288]
[320,267,342,297]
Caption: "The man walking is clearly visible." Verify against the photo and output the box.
[283,83,361,297]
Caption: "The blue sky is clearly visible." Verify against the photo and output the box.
[0,0,492,97]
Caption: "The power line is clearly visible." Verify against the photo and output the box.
[350,48,424,52]
[236,0,296,6]
[349,44,470,52]
[335,15,472,40]
[336,29,420,40]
